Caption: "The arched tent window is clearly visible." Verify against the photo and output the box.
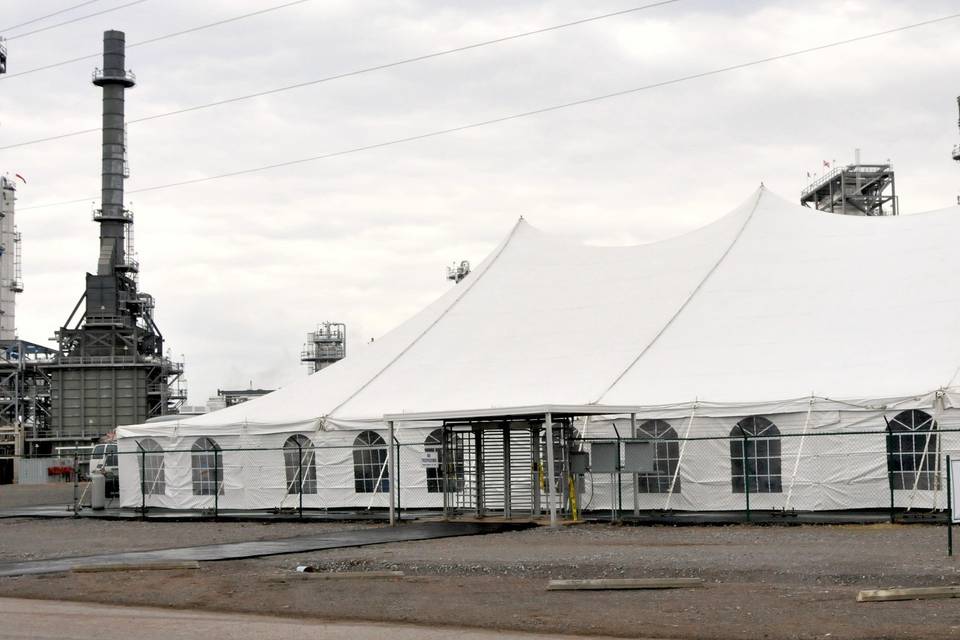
[191,437,223,496]
[137,438,165,495]
[730,417,782,493]
[425,429,464,493]
[283,434,317,495]
[636,420,681,494]
[887,410,938,490]
[353,431,389,493]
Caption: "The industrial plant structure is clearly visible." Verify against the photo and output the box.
[0,176,55,481]
[301,323,346,373]
[800,153,898,216]
[41,31,183,454]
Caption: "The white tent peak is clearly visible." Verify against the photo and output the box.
[118,188,960,439]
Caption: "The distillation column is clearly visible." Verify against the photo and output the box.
[0,176,21,340]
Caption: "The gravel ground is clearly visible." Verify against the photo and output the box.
[0,518,379,562]
[0,483,81,508]
[283,522,960,586]
[1,520,959,639]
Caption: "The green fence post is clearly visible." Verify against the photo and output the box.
[947,454,953,557]
[395,437,401,519]
[884,419,895,524]
[213,448,220,520]
[297,442,303,520]
[617,431,623,522]
[72,450,79,517]
[742,434,751,523]
[139,446,146,521]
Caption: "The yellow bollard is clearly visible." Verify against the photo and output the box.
[568,475,579,521]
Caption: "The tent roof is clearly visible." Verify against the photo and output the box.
[119,187,960,437]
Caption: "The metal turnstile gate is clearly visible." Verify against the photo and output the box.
[444,421,576,519]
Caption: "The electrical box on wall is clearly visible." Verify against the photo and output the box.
[591,442,619,473]
[569,451,589,474]
[624,441,655,473]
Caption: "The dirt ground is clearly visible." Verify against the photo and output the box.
[1,517,959,639]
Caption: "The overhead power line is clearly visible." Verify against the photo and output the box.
[1,0,312,79]
[0,0,681,150]
[17,11,960,211]
[5,0,150,41]
[0,0,103,34]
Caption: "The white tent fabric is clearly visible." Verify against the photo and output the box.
[120,186,960,432]
[117,187,960,511]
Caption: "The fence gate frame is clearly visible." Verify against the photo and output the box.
[385,405,646,526]
[386,410,588,525]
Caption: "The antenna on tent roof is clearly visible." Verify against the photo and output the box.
[447,260,471,284]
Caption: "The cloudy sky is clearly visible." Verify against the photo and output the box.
[1,0,958,405]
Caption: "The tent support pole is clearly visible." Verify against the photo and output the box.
[545,412,557,527]
[388,421,396,526]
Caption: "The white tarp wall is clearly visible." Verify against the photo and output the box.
[119,407,960,512]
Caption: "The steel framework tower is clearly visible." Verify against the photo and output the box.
[800,156,898,216]
[43,32,183,452]
[301,322,346,373]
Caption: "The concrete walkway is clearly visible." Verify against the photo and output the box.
[0,598,623,640]
[0,521,532,577]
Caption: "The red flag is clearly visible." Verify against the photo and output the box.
[14,174,25,184]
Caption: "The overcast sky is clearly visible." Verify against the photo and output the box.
[1,0,958,406]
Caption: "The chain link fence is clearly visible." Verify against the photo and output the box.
[5,426,958,523]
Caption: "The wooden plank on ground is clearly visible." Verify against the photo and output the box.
[547,578,703,591]
[71,561,200,573]
[857,586,960,602]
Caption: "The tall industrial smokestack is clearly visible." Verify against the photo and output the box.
[92,30,135,276]
[44,31,184,454]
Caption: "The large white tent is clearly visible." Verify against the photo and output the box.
[117,187,960,513]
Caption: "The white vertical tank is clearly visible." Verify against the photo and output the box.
[0,176,21,340]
